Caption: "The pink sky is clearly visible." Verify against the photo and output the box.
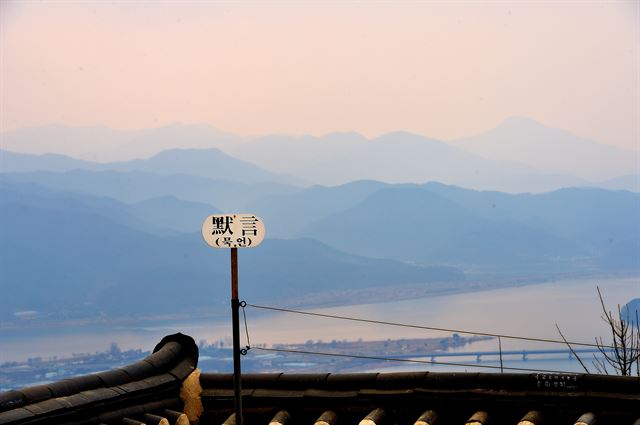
[1,1,638,149]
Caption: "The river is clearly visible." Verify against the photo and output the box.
[1,276,638,374]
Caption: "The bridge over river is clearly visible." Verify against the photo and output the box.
[398,347,603,362]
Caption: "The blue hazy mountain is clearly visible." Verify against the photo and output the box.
[454,116,638,181]
[621,298,640,327]
[248,182,640,271]
[230,130,588,192]
[0,148,303,186]
[0,181,167,235]
[101,148,304,185]
[300,187,574,268]
[129,196,221,234]
[1,150,90,173]
[597,237,640,271]
[0,123,238,161]
[6,173,636,273]
[5,120,634,193]
[246,180,393,237]
[421,183,640,249]
[0,180,224,236]
[0,170,300,211]
[0,183,462,319]
[594,174,640,193]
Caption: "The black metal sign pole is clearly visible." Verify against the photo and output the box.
[230,247,243,425]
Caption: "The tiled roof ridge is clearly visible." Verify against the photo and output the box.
[199,371,640,424]
[0,333,198,425]
[200,370,640,394]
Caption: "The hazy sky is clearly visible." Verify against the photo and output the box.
[1,1,638,149]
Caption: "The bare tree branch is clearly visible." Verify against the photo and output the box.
[555,323,589,374]
[592,285,640,376]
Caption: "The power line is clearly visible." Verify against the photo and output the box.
[240,303,590,375]
[246,302,615,350]
[250,346,578,375]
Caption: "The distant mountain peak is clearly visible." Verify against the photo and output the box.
[500,115,543,126]
[147,147,226,158]
[493,116,567,136]
[321,131,367,140]
[374,131,441,144]
[377,130,422,139]
[455,116,637,181]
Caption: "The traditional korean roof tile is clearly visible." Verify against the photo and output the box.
[0,333,197,425]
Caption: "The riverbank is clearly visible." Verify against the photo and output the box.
[1,274,637,363]
[2,270,636,332]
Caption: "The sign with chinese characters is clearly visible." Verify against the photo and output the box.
[202,214,265,248]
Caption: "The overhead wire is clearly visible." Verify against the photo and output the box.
[246,302,617,350]
[239,301,604,375]
[250,346,580,375]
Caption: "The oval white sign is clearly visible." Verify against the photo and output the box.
[202,214,266,248]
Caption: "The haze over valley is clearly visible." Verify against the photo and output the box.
[1,118,638,325]
[2,117,638,192]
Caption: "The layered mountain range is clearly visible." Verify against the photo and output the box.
[2,117,638,192]
[0,117,638,320]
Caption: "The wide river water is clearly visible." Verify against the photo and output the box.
[2,276,638,374]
